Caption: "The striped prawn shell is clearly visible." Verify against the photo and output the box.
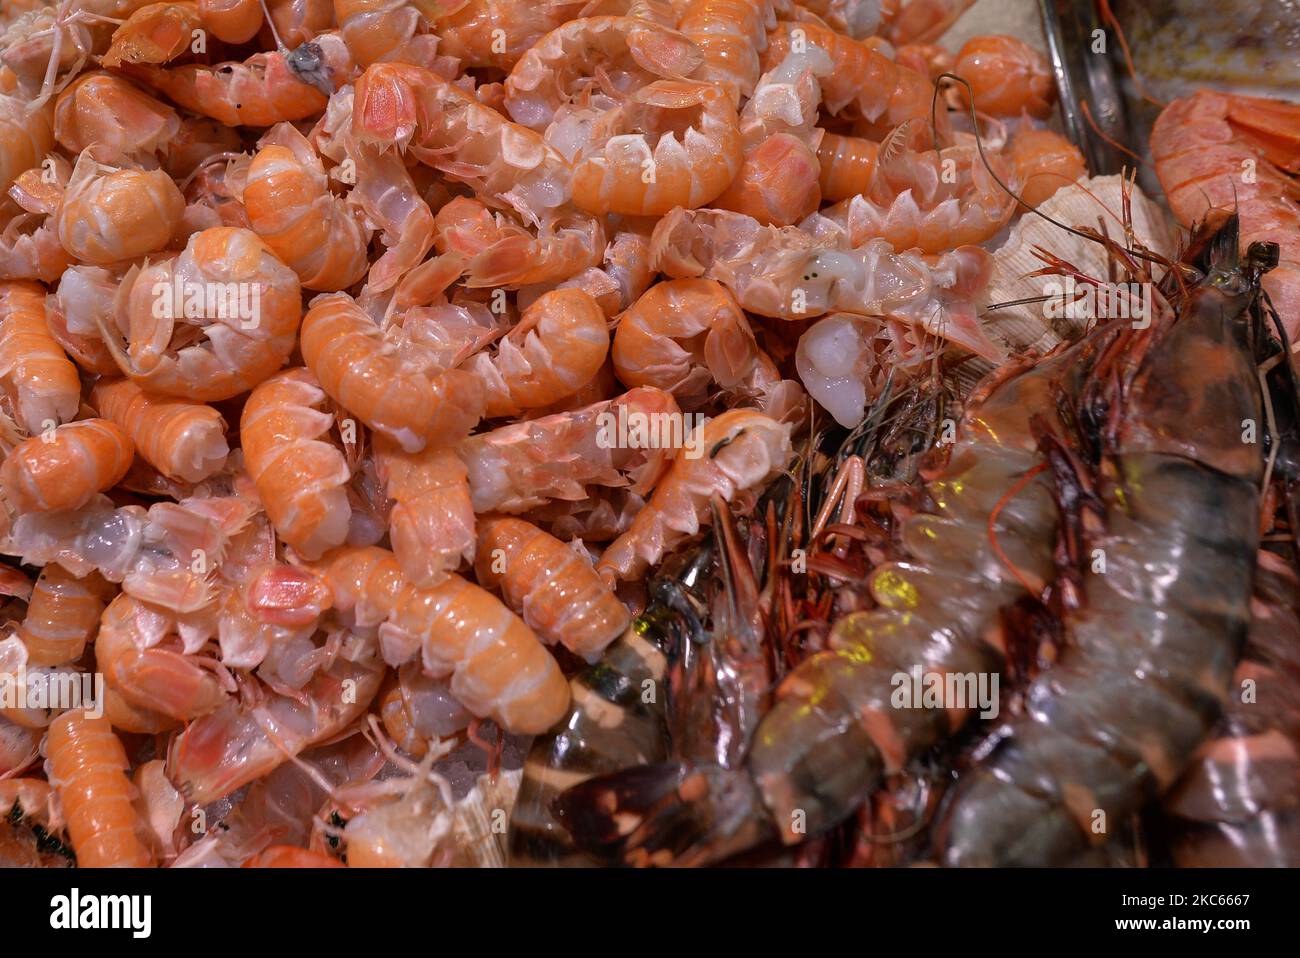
[508,545,713,866]
[508,623,673,866]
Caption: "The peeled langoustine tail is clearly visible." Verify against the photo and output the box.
[595,409,792,584]
[299,292,485,453]
[47,710,156,868]
[0,280,81,434]
[475,516,630,661]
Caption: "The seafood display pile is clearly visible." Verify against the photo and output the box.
[0,0,1297,868]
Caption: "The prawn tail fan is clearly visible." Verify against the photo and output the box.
[552,762,773,866]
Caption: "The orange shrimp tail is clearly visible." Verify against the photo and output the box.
[241,367,353,560]
[0,420,134,514]
[46,711,155,868]
[476,516,631,659]
[301,294,485,453]
[18,566,113,667]
[713,133,822,227]
[103,3,205,68]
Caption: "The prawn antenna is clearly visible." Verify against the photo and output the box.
[986,460,1050,596]
[1080,99,1149,169]
[1096,0,1165,110]
[258,0,288,52]
[984,294,1057,311]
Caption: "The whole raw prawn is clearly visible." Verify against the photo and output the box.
[6,486,253,607]
[557,326,1082,863]
[934,221,1269,866]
